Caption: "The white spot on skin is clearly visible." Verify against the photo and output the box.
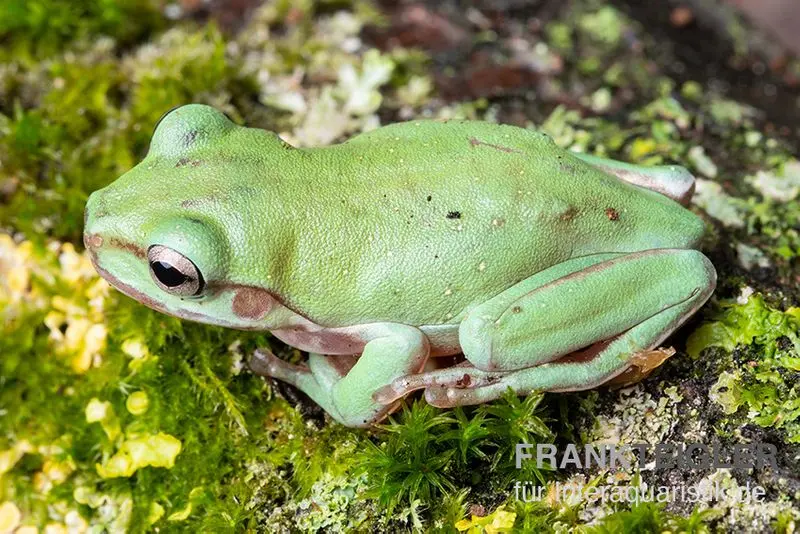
[478,261,486,272]
[444,288,453,296]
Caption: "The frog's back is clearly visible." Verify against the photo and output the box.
[252,120,704,327]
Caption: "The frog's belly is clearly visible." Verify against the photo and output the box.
[271,322,461,357]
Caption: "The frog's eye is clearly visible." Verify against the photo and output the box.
[147,245,205,297]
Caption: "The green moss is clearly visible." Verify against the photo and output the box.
[0,0,165,64]
[358,392,554,515]
[3,0,800,529]
[688,293,800,442]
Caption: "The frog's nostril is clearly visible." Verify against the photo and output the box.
[84,232,104,250]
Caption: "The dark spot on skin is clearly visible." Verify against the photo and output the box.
[455,374,472,387]
[183,130,200,146]
[434,255,439,259]
[427,195,432,202]
[176,158,203,168]
[232,287,273,320]
[560,163,576,173]
[512,306,522,314]
[468,136,521,154]
[605,207,620,221]
[559,206,579,221]
[446,211,461,219]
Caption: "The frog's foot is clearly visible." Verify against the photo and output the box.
[250,323,429,427]
[388,248,714,408]
[249,347,312,382]
[249,347,346,416]
[373,361,503,404]
[419,345,680,408]
[600,346,676,387]
[375,345,676,406]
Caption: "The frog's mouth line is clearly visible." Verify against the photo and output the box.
[86,248,190,317]
[84,233,275,331]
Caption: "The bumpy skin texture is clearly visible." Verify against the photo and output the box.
[84,104,716,427]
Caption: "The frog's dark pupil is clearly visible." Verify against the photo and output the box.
[150,261,190,287]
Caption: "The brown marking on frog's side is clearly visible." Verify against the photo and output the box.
[605,207,620,221]
[108,237,146,259]
[176,157,203,168]
[232,287,274,320]
[559,206,579,221]
[446,211,462,219]
[468,137,521,154]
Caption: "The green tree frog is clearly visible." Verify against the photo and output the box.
[84,104,716,427]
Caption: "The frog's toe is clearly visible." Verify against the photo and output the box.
[424,384,506,408]
[249,348,310,382]
[374,363,505,405]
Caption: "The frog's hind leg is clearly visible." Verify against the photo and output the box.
[249,348,355,416]
[250,323,429,427]
[572,152,695,205]
[377,248,715,408]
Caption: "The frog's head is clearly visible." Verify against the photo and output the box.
[84,104,283,330]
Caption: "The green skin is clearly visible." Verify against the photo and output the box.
[84,104,716,427]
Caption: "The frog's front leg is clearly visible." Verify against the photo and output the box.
[378,248,715,407]
[249,324,429,427]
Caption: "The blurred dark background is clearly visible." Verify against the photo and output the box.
[727,0,800,55]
